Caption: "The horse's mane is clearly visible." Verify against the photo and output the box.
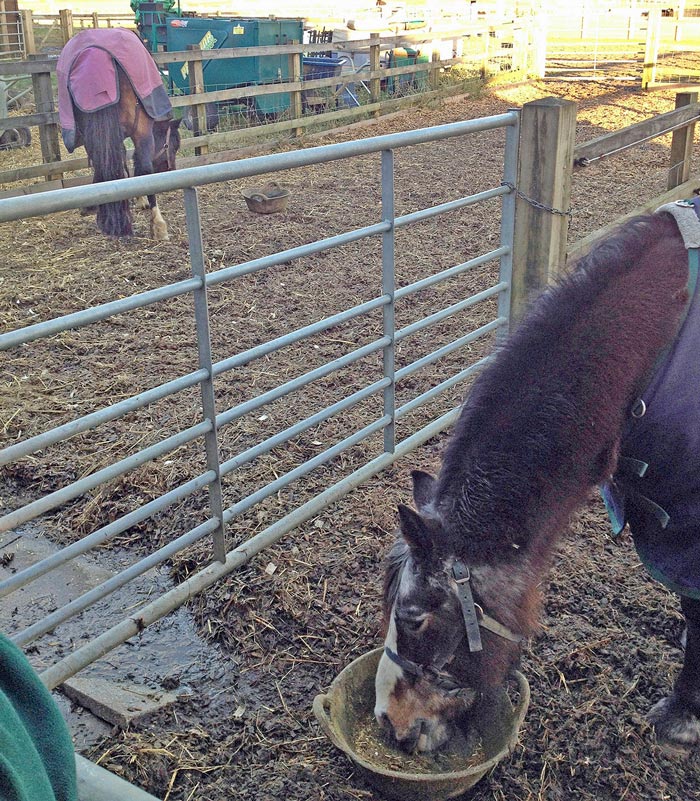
[434,212,688,561]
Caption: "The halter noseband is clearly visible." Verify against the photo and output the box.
[384,557,524,693]
[383,645,471,697]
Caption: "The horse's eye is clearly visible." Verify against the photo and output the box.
[400,615,428,634]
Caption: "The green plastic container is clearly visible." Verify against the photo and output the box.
[165,15,303,115]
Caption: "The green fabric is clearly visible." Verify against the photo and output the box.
[0,634,76,801]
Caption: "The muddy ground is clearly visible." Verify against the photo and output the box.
[3,73,700,801]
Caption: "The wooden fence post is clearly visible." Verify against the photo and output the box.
[288,41,302,138]
[642,9,661,89]
[430,44,441,90]
[667,91,697,190]
[187,45,208,157]
[19,9,35,56]
[370,32,380,118]
[510,97,577,325]
[530,14,547,79]
[59,9,73,44]
[29,54,62,180]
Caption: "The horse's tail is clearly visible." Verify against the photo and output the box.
[79,103,133,237]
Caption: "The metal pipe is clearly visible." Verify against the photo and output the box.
[212,296,389,376]
[395,246,508,301]
[221,415,391,521]
[216,337,390,429]
[0,421,212,533]
[394,184,509,229]
[185,186,226,564]
[0,277,202,351]
[395,318,503,382]
[0,112,519,223]
[0,369,208,466]
[205,222,390,287]
[381,148,396,455]
[0,471,216,598]
[219,378,390,476]
[39,405,462,690]
[395,282,507,342]
[13,517,219,646]
[76,755,161,801]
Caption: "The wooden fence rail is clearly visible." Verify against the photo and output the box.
[0,21,538,195]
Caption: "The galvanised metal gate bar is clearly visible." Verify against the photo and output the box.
[0,110,520,689]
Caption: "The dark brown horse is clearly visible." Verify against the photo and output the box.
[57,28,181,240]
[375,210,700,754]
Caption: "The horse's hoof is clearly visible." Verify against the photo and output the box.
[134,196,150,211]
[151,229,169,241]
[647,695,700,751]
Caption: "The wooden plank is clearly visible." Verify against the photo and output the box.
[568,176,700,263]
[288,41,302,138]
[0,57,55,75]
[574,101,700,165]
[167,62,434,109]
[0,154,89,183]
[150,22,516,65]
[0,110,57,128]
[58,8,73,46]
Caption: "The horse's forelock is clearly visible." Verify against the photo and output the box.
[382,537,410,625]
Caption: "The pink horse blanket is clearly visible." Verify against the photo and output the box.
[56,27,172,153]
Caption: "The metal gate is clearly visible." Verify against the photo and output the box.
[0,111,519,693]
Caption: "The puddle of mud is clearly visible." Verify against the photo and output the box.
[0,523,235,747]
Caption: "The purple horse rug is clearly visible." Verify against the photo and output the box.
[601,198,700,599]
[56,27,172,153]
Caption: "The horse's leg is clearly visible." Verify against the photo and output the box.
[132,135,168,241]
[648,594,700,750]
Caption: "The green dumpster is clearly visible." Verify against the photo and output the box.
[165,15,304,115]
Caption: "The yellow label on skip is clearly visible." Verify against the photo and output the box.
[232,25,245,34]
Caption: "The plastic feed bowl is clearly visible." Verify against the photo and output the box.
[313,648,529,801]
[241,181,290,214]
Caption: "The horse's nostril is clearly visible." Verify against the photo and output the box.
[376,711,391,730]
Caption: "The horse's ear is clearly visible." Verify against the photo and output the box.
[397,504,433,554]
[411,470,436,511]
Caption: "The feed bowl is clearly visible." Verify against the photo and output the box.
[241,181,290,214]
[313,648,529,801]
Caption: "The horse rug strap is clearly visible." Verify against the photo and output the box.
[56,27,172,153]
[601,198,700,599]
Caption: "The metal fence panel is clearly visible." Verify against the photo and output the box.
[0,110,519,687]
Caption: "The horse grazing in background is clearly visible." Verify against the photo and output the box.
[375,202,700,754]
[57,27,181,240]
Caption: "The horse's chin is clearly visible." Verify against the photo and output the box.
[413,720,452,753]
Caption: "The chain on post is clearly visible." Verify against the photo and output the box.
[501,181,573,218]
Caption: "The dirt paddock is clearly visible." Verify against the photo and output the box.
[3,77,700,801]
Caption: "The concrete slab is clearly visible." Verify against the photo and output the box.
[62,677,178,728]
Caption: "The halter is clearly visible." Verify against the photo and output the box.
[153,121,174,165]
[383,645,472,697]
[451,559,524,653]
[133,99,174,166]
[384,557,524,693]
